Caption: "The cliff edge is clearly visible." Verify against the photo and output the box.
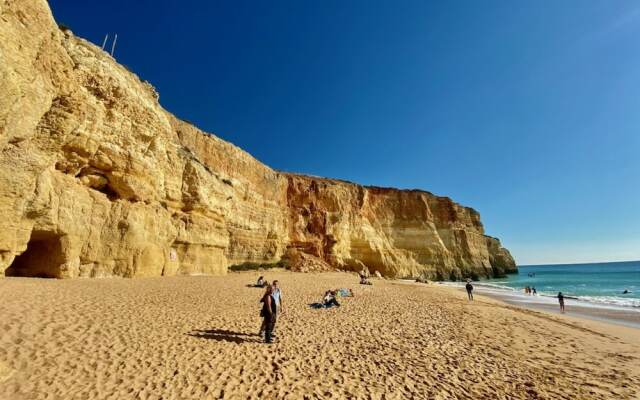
[0,0,516,279]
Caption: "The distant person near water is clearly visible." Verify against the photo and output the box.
[465,281,474,301]
[259,285,277,343]
[557,292,565,313]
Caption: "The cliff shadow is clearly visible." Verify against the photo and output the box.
[186,329,258,344]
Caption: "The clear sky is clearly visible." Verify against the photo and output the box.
[51,1,640,265]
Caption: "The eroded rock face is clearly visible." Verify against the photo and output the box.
[0,0,516,279]
[284,175,515,279]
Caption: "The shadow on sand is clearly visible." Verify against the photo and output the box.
[187,329,258,343]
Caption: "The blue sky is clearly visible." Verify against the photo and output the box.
[51,1,640,265]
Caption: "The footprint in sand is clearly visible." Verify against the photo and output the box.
[0,361,14,383]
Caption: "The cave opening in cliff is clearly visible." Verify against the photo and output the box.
[5,231,64,278]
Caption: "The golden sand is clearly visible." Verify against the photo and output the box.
[0,271,638,399]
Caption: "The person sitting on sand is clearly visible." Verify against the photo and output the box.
[259,285,277,343]
[359,276,372,285]
[323,290,340,308]
[557,292,565,313]
[465,280,474,301]
[257,276,265,287]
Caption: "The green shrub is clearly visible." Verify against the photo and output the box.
[228,260,288,272]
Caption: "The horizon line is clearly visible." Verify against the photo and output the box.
[517,259,639,267]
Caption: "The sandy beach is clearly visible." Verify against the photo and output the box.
[0,271,638,400]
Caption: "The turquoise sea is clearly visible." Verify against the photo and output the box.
[481,261,640,309]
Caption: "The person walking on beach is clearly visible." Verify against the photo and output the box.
[557,292,565,313]
[259,285,277,343]
[465,281,474,301]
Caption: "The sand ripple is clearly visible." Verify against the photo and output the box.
[0,272,638,399]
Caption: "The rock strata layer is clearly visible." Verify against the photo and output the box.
[0,0,516,279]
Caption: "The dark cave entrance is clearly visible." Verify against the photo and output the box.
[5,231,64,278]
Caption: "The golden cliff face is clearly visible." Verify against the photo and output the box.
[0,0,515,279]
[284,175,515,279]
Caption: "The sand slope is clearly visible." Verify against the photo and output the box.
[0,271,638,399]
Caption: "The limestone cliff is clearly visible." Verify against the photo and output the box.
[0,0,516,279]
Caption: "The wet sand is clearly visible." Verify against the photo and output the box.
[0,271,638,399]
[469,287,640,330]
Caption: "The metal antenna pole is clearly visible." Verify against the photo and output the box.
[101,34,109,50]
[110,33,118,56]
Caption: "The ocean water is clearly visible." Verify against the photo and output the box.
[480,261,640,310]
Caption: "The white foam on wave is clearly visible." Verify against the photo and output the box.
[473,282,518,292]
[572,295,640,309]
[441,281,521,293]
[440,281,640,312]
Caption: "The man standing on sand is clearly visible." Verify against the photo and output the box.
[465,280,474,301]
[557,292,565,313]
[271,280,284,336]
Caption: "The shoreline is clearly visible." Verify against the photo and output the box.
[442,283,640,330]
